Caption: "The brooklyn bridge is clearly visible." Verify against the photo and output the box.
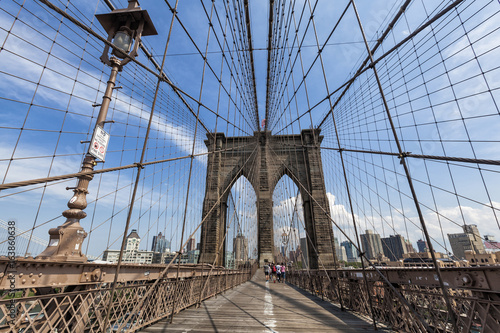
[0,0,499,332]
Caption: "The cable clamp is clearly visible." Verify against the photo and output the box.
[358,252,365,258]
[398,152,411,164]
[135,163,145,169]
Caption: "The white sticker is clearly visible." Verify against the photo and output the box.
[75,243,79,250]
[88,125,110,161]
[69,196,77,204]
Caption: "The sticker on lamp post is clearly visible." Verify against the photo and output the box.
[88,126,110,161]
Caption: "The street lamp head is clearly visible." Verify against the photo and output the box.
[111,26,133,58]
[96,0,157,67]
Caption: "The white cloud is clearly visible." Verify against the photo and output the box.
[0,22,207,168]
[324,190,500,253]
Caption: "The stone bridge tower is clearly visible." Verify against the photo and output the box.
[198,129,335,268]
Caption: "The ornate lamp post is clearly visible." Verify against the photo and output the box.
[37,1,156,262]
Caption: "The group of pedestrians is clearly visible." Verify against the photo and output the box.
[263,262,286,283]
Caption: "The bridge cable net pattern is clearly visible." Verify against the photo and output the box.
[0,0,499,332]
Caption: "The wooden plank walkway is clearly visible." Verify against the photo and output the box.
[141,270,386,332]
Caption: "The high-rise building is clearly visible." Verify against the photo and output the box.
[341,241,360,262]
[300,237,309,268]
[103,229,154,264]
[125,229,140,252]
[448,224,486,259]
[381,235,408,261]
[333,237,340,260]
[233,234,248,262]
[225,251,235,269]
[288,247,301,263]
[163,250,199,264]
[417,239,428,253]
[151,232,170,253]
[186,237,196,252]
[338,246,347,262]
[334,237,347,262]
[360,230,383,260]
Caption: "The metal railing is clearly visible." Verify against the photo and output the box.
[0,260,258,332]
[288,267,500,333]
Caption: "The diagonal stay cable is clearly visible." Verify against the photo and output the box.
[243,0,260,130]
[267,143,431,332]
[278,142,500,166]
[168,3,215,323]
[264,0,275,132]
[279,0,465,135]
[270,0,350,134]
[350,0,458,331]
[0,143,255,191]
[116,144,259,330]
[163,0,257,133]
[103,0,237,140]
[38,0,252,137]
[209,0,259,131]
[314,0,411,129]
[103,1,183,330]
[195,145,260,307]
[316,0,464,129]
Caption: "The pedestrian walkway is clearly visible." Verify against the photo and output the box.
[141,270,383,332]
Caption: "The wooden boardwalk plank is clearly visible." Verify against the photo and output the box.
[141,270,386,332]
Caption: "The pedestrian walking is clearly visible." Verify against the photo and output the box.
[281,263,286,283]
[264,263,270,282]
[276,263,281,282]
[271,263,277,283]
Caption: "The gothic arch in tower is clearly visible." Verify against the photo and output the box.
[199,129,335,268]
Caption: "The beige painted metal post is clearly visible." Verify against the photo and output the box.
[37,58,120,263]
